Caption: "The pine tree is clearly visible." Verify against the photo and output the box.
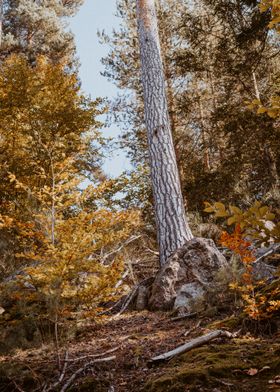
[0,0,3,48]
[99,0,188,223]
[136,0,193,265]
[1,0,84,62]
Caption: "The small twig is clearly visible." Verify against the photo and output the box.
[115,270,129,289]
[60,356,116,392]
[54,313,61,370]
[101,235,142,263]
[184,319,202,337]
[43,351,69,392]
[12,380,25,392]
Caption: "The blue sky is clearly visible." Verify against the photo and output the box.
[69,0,131,177]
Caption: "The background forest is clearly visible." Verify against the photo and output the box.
[101,0,279,214]
[0,0,279,391]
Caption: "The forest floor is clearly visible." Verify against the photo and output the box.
[0,310,280,392]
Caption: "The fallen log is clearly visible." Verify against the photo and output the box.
[150,329,232,363]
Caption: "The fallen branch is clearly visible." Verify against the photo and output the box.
[171,312,197,322]
[12,380,25,392]
[65,346,120,363]
[97,295,126,316]
[60,356,116,392]
[143,246,159,256]
[114,277,153,317]
[150,330,232,363]
[114,284,139,317]
[57,351,69,383]
[184,319,202,337]
[47,351,69,391]
[253,243,280,265]
[98,284,141,317]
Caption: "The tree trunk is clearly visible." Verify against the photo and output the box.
[0,0,3,48]
[136,0,193,265]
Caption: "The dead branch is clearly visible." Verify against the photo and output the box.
[58,351,69,383]
[12,380,25,392]
[42,351,69,392]
[150,330,232,363]
[114,277,154,316]
[48,351,69,391]
[60,356,116,392]
[114,270,129,289]
[114,284,139,317]
[97,295,126,316]
[143,246,159,256]
[65,346,120,363]
[171,312,198,322]
[184,319,202,337]
[99,277,154,317]
[101,235,142,263]
[253,244,280,265]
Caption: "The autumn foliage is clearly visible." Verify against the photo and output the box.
[0,55,140,331]
[205,202,280,320]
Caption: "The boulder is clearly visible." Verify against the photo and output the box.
[148,237,227,312]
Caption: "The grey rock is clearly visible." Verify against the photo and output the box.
[148,237,227,312]
[174,283,204,310]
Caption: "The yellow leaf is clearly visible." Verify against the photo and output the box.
[257,107,267,114]
[227,216,237,225]
[229,205,242,215]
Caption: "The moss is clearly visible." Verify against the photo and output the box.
[207,315,243,330]
[145,340,280,392]
[147,370,208,392]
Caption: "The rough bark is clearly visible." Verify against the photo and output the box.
[136,0,193,265]
[0,0,3,48]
